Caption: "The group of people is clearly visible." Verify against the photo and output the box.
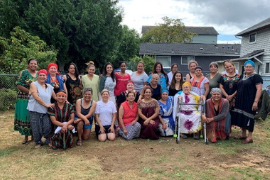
[13,58,263,150]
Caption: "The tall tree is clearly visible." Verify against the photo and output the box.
[141,16,195,43]
[0,0,123,70]
[113,25,140,63]
[0,26,57,73]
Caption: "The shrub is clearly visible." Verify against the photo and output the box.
[0,88,17,111]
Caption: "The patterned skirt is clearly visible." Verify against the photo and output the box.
[51,130,74,150]
[14,93,32,136]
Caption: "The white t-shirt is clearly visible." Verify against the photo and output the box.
[131,71,149,93]
[95,100,117,126]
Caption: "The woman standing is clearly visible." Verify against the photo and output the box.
[147,74,161,100]
[190,66,209,99]
[75,88,96,146]
[167,63,178,85]
[27,69,56,148]
[185,60,198,83]
[233,60,263,144]
[46,63,67,103]
[138,86,160,140]
[118,91,141,140]
[219,60,240,109]
[158,90,175,137]
[14,58,38,144]
[48,90,75,149]
[206,62,222,99]
[202,88,230,143]
[147,62,168,90]
[99,62,116,103]
[114,61,131,101]
[95,89,117,142]
[82,62,99,102]
[131,61,148,93]
[117,81,140,107]
[63,62,82,105]
[169,71,183,96]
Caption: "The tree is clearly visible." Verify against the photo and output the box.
[128,56,155,75]
[141,16,195,43]
[0,26,57,73]
[113,25,140,63]
[0,0,123,70]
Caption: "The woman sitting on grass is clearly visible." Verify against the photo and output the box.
[74,88,96,146]
[48,90,75,149]
[95,89,117,142]
[118,91,141,140]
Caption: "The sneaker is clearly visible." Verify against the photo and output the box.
[193,133,199,140]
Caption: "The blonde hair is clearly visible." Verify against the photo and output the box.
[188,60,198,68]
[101,89,109,95]
[223,60,236,73]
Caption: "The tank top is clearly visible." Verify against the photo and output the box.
[80,98,93,122]
[27,81,53,113]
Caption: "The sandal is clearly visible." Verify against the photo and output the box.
[76,139,82,146]
[22,140,29,145]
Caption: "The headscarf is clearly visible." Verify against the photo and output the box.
[210,88,222,94]
[161,89,169,94]
[244,60,255,68]
[38,69,48,75]
[182,82,192,89]
[47,63,58,70]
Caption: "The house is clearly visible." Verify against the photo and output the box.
[229,17,270,88]
[141,26,219,44]
[139,43,241,77]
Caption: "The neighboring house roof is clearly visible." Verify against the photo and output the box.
[141,26,219,35]
[225,49,264,64]
[236,17,270,36]
[139,43,241,56]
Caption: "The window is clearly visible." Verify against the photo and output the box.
[249,33,256,43]
[155,56,171,68]
[181,56,195,65]
[265,62,270,73]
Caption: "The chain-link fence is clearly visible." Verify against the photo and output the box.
[0,74,19,111]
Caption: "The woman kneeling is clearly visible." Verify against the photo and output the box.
[118,91,141,140]
[202,88,230,143]
[95,89,117,142]
[48,90,75,149]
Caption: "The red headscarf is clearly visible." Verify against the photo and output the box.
[47,63,58,70]
[38,69,48,75]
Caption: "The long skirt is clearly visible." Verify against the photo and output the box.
[14,93,32,136]
[119,122,141,140]
[51,130,73,150]
[139,119,159,140]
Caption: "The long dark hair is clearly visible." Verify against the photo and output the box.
[68,62,80,78]
[103,62,115,81]
[170,71,183,90]
[152,62,168,84]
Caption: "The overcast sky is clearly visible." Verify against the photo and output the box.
[118,0,270,44]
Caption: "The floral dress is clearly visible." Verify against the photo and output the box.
[158,96,174,136]
[65,74,82,105]
[178,92,202,133]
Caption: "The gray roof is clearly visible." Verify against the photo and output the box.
[139,43,241,56]
[236,18,270,36]
[141,26,218,35]
[241,49,264,58]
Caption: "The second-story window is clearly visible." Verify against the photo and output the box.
[249,33,256,43]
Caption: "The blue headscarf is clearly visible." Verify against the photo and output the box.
[244,60,255,68]
[161,89,169,94]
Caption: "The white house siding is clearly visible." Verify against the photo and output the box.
[240,28,270,76]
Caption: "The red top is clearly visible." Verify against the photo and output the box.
[121,101,138,126]
[114,72,131,96]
